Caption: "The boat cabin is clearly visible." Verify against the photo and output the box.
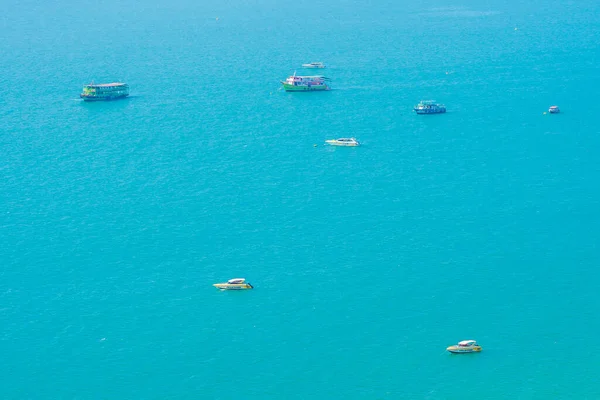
[416,100,444,108]
[285,75,327,85]
[458,340,477,347]
[227,278,246,284]
[82,82,129,95]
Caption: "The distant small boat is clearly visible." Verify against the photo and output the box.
[548,105,560,114]
[302,62,326,69]
[414,100,446,114]
[80,82,129,101]
[325,137,360,147]
[447,340,482,354]
[213,278,253,290]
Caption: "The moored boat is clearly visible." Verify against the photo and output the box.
[213,278,253,290]
[281,73,330,92]
[414,100,446,114]
[80,82,129,101]
[302,62,326,69]
[446,340,482,354]
[325,137,360,147]
[548,105,560,114]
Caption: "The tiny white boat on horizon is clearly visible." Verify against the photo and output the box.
[213,278,254,290]
[446,340,482,354]
[549,105,560,114]
[302,62,326,69]
[325,137,360,147]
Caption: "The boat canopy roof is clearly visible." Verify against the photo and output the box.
[85,82,128,88]
[290,75,329,79]
[227,278,246,284]
[458,340,477,346]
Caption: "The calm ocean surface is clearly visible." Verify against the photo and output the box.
[2,0,600,398]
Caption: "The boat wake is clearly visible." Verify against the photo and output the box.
[333,85,382,91]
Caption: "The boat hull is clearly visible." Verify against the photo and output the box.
[281,83,329,92]
[213,283,253,290]
[414,108,446,114]
[80,94,129,102]
[447,346,482,353]
[325,141,359,147]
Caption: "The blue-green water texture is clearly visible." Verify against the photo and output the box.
[2,0,600,398]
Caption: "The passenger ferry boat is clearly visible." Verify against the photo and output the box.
[446,340,482,354]
[414,100,446,114]
[325,138,360,147]
[281,73,330,92]
[213,278,254,290]
[302,62,326,69]
[548,105,560,114]
[80,82,129,101]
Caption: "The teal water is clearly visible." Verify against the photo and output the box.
[2,0,600,398]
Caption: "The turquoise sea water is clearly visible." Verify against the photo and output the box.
[2,0,600,398]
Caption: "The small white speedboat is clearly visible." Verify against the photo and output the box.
[213,278,253,290]
[325,137,360,147]
[548,105,560,114]
[302,62,326,69]
[446,340,482,354]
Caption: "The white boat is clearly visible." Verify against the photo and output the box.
[213,278,253,290]
[548,105,560,114]
[302,62,326,69]
[446,340,482,354]
[325,137,360,147]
